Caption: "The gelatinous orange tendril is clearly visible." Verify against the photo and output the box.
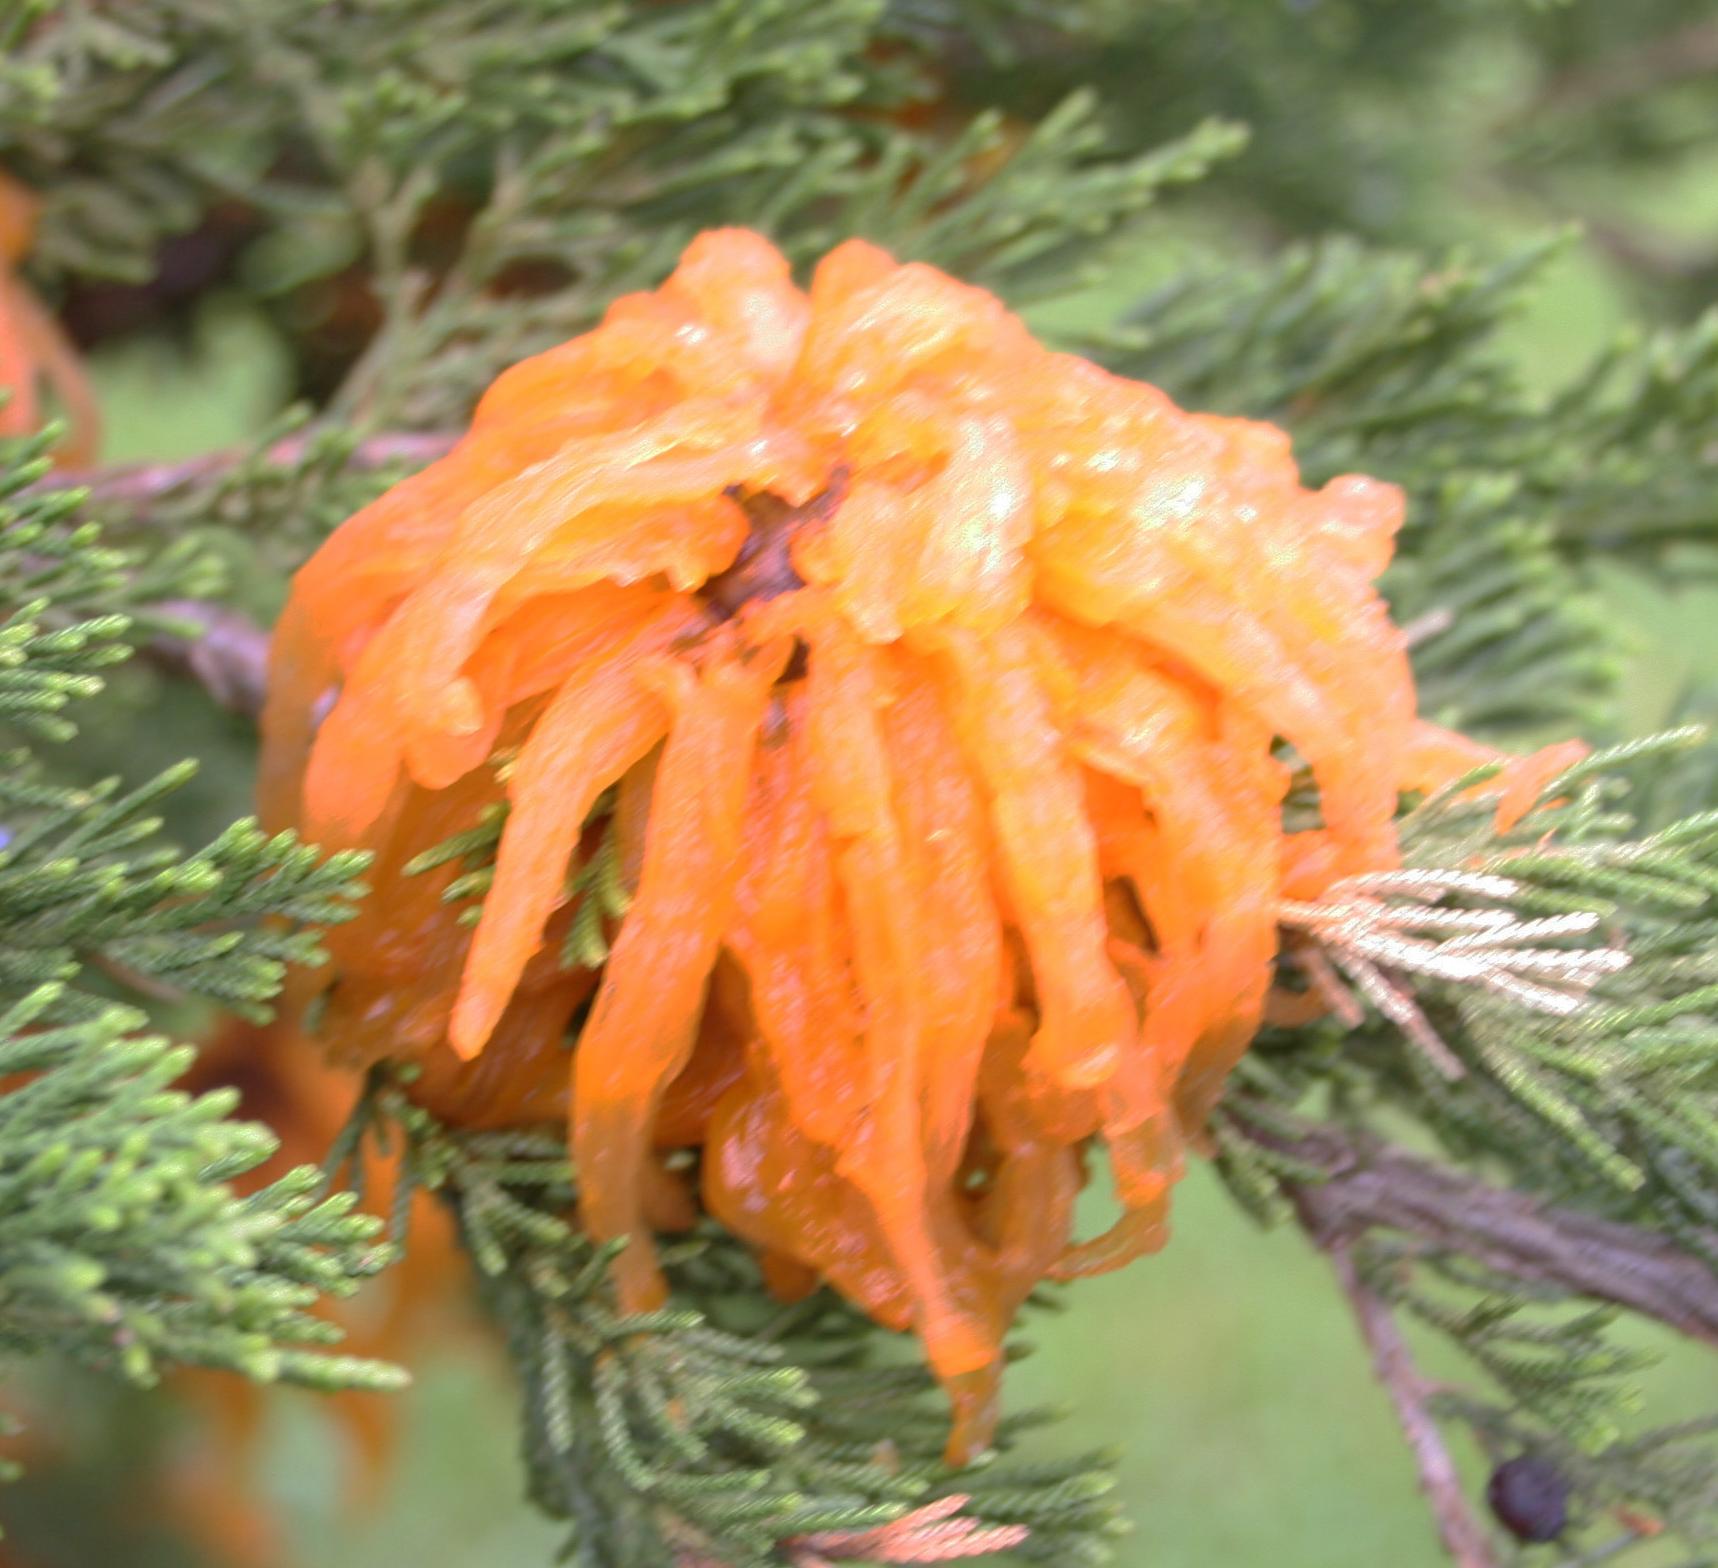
[261,229,1582,1462]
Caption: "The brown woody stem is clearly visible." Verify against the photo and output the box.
[1273,1122,1718,1345]
[1318,1233,1501,1568]
[37,428,458,507]
[1279,1119,1717,1563]
[145,599,272,716]
[40,431,456,708]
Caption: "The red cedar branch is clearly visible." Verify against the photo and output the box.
[1274,1123,1718,1346]
[1281,1123,1718,1565]
[39,429,458,508]
[1277,1131,1718,1568]
[1319,1234,1501,1568]
[1521,19,1718,121]
[146,599,272,715]
[51,432,451,704]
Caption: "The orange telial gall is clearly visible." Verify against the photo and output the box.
[260,229,1577,1460]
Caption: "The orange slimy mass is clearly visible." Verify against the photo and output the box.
[261,229,1576,1459]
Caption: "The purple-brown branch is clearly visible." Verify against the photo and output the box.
[39,429,457,508]
[55,432,453,709]
[1282,1123,1717,1564]
[1274,1123,1718,1346]
[146,598,272,716]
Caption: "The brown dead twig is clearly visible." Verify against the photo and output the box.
[37,429,457,509]
[669,1497,1029,1568]
[32,430,459,710]
[1269,1122,1718,1347]
[1280,1120,1718,1568]
[1278,868,1631,1081]
[786,1495,1030,1565]
[1317,1234,1501,1568]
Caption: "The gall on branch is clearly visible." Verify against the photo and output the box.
[258,229,1576,1462]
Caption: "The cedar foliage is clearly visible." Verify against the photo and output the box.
[0,431,395,1403]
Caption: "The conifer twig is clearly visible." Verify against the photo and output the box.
[1318,1233,1501,1568]
[147,598,271,715]
[1270,1123,1718,1345]
[1516,18,1718,121]
[34,430,459,508]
